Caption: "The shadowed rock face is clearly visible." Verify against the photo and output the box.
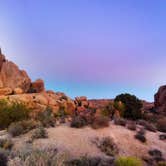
[0,51,31,93]
[154,85,166,114]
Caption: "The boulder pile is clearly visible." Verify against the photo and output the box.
[154,85,166,115]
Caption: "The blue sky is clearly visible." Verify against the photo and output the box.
[0,0,166,101]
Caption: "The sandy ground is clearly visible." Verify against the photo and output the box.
[12,122,166,159]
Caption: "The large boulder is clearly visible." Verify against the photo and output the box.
[0,51,31,93]
[0,87,13,95]
[154,85,166,114]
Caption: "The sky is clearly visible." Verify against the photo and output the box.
[0,0,166,101]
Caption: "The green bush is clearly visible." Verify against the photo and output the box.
[31,126,48,140]
[113,101,126,117]
[115,156,143,166]
[115,93,143,120]
[101,103,114,117]
[36,107,55,127]
[0,100,31,129]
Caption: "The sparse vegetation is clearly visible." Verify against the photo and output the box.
[159,134,166,140]
[67,156,114,166]
[70,116,87,128]
[115,93,143,120]
[8,122,24,137]
[0,100,31,129]
[8,120,39,137]
[0,139,13,150]
[0,148,9,166]
[135,128,146,143]
[93,137,118,156]
[115,156,143,166]
[36,107,55,127]
[114,118,126,126]
[31,126,48,140]
[9,146,68,166]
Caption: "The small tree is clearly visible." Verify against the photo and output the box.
[115,93,143,120]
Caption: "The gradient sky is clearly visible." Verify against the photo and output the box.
[0,0,166,101]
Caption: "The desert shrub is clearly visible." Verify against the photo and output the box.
[135,133,146,143]
[0,139,13,150]
[137,120,156,132]
[127,121,136,130]
[9,146,68,166]
[114,118,126,126]
[31,126,48,140]
[70,116,87,128]
[0,100,31,129]
[137,119,147,126]
[157,118,166,132]
[67,156,114,166]
[36,107,55,127]
[115,156,142,166]
[8,123,24,137]
[18,120,40,132]
[138,128,146,135]
[93,137,118,156]
[0,148,9,166]
[145,123,156,132]
[113,101,126,117]
[148,149,162,158]
[91,116,109,129]
[159,134,166,140]
[100,103,114,117]
[115,93,143,120]
[8,120,40,137]
[55,106,68,118]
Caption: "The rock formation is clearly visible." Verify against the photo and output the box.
[0,49,31,93]
[154,85,166,114]
[0,48,76,116]
[29,79,45,93]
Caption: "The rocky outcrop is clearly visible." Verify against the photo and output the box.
[29,79,45,93]
[0,91,76,117]
[154,85,166,114]
[75,96,89,112]
[0,50,31,93]
[0,87,13,95]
